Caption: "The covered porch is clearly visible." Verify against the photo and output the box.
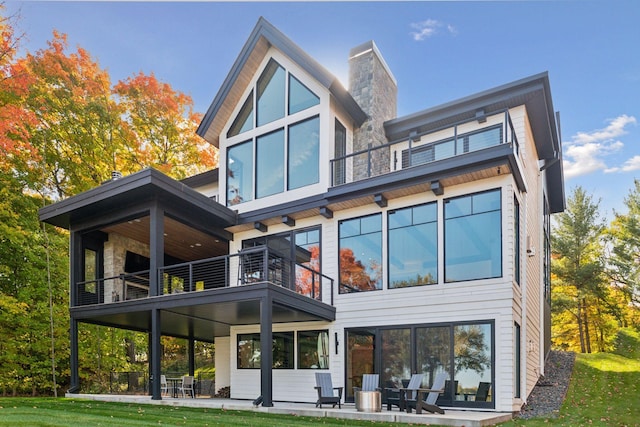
[39,168,336,407]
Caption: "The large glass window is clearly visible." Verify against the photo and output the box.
[225,58,321,206]
[227,140,253,206]
[237,332,294,369]
[257,60,285,126]
[294,228,321,299]
[334,120,347,185]
[297,330,329,369]
[289,75,319,115]
[388,203,437,288]
[444,189,502,282]
[227,91,254,138]
[256,129,285,198]
[453,323,492,402]
[288,116,319,190]
[381,328,411,388]
[339,214,382,293]
[416,326,451,397]
[402,125,502,168]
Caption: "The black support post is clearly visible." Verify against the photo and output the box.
[151,308,162,400]
[259,295,273,407]
[149,203,164,297]
[68,318,80,393]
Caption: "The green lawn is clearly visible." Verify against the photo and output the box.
[0,398,407,427]
[2,329,639,427]
[500,327,640,427]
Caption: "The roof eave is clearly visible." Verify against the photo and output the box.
[196,17,366,145]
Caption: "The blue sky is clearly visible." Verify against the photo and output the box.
[6,1,640,220]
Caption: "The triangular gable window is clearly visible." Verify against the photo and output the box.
[257,59,286,127]
[289,75,319,115]
[227,91,254,138]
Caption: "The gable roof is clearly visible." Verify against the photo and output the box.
[196,17,367,147]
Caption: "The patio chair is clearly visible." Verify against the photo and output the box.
[178,375,195,398]
[442,379,458,401]
[385,373,423,411]
[353,373,380,394]
[160,375,168,396]
[475,381,491,402]
[314,372,343,408]
[405,372,447,414]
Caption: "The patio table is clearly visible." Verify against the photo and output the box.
[166,377,181,398]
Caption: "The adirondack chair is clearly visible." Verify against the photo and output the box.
[475,381,491,402]
[405,372,447,414]
[353,374,380,394]
[385,373,423,411]
[314,373,343,408]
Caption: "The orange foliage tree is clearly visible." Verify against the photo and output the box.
[114,72,217,179]
[0,6,37,173]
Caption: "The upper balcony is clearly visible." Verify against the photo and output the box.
[331,109,520,188]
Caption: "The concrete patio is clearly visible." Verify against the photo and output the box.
[67,393,513,427]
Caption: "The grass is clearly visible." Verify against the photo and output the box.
[0,398,407,427]
[500,327,640,427]
[2,328,639,426]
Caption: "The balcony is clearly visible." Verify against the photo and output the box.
[75,246,333,307]
[330,109,520,187]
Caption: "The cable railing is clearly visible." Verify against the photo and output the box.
[74,247,334,307]
[330,109,519,186]
[75,270,150,306]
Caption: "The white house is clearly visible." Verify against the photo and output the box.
[40,17,564,414]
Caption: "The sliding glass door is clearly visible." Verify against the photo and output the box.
[345,321,494,408]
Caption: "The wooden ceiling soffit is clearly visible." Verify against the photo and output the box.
[204,37,270,147]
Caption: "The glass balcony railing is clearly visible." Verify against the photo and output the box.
[330,109,519,186]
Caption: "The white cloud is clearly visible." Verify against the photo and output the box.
[606,155,640,173]
[563,115,637,179]
[410,19,456,41]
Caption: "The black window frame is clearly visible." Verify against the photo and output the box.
[444,188,503,283]
[338,213,383,294]
[387,201,438,289]
[237,332,294,369]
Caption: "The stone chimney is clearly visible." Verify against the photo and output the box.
[348,41,397,179]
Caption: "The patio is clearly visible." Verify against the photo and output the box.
[67,393,512,427]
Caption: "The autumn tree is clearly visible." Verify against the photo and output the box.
[0,4,37,173]
[114,72,217,179]
[9,31,128,199]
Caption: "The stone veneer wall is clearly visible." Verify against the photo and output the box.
[103,233,150,302]
[348,40,397,181]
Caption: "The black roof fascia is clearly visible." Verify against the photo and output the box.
[181,168,219,188]
[196,17,366,139]
[39,168,237,230]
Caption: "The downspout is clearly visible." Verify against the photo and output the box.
[520,192,528,405]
